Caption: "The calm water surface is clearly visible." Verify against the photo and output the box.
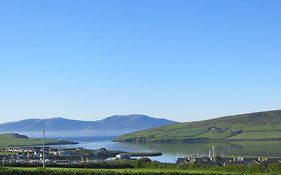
[54,136,281,163]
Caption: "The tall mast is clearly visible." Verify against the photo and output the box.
[42,130,45,168]
[212,145,215,161]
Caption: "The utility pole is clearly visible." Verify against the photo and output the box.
[42,130,45,168]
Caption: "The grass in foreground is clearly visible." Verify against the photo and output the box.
[0,167,241,175]
[1,159,281,175]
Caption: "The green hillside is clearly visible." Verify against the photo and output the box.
[0,133,75,148]
[113,110,281,143]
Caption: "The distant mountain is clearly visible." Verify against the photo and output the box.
[114,110,281,143]
[0,115,176,137]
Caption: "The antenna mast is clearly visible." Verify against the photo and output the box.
[42,130,45,168]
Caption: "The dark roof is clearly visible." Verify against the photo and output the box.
[217,158,232,165]
[261,158,281,165]
[194,161,219,166]
[227,161,245,165]
[176,158,187,164]
[194,157,211,163]
[193,157,220,166]
[226,158,259,165]
[242,158,263,165]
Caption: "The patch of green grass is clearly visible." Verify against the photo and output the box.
[243,124,275,131]
[194,131,233,139]
[228,131,281,140]
[0,151,16,155]
[0,138,60,147]
[274,124,281,130]
[1,167,241,175]
[0,133,73,148]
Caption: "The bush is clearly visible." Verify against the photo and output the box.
[224,164,246,172]
[244,164,263,174]
[266,163,281,174]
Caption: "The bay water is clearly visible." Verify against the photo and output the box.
[53,136,281,163]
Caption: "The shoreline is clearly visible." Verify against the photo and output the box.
[113,138,281,144]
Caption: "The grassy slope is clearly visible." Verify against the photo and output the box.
[3,164,281,175]
[0,133,74,148]
[114,110,281,143]
[1,167,241,175]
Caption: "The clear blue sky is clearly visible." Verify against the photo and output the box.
[0,0,281,123]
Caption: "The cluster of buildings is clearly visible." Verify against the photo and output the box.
[208,127,241,135]
[0,146,64,164]
[176,156,281,166]
[0,146,124,165]
[176,145,281,166]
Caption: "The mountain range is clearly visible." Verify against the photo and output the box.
[0,115,176,137]
[114,110,281,143]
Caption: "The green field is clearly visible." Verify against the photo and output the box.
[1,162,281,175]
[0,158,280,175]
[0,133,74,148]
[114,110,281,143]
[228,131,281,140]
[0,151,16,155]
[0,167,236,175]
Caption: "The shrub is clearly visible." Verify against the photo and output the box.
[266,163,281,174]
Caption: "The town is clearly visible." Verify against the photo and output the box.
[0,146,125,165]
[0,146,162,165]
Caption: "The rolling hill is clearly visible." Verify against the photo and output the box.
[113,110,281,143]
[0,115,176,137]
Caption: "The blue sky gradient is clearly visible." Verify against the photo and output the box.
[0,0,281,123]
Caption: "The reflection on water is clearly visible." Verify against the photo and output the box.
[56,136,281,163]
